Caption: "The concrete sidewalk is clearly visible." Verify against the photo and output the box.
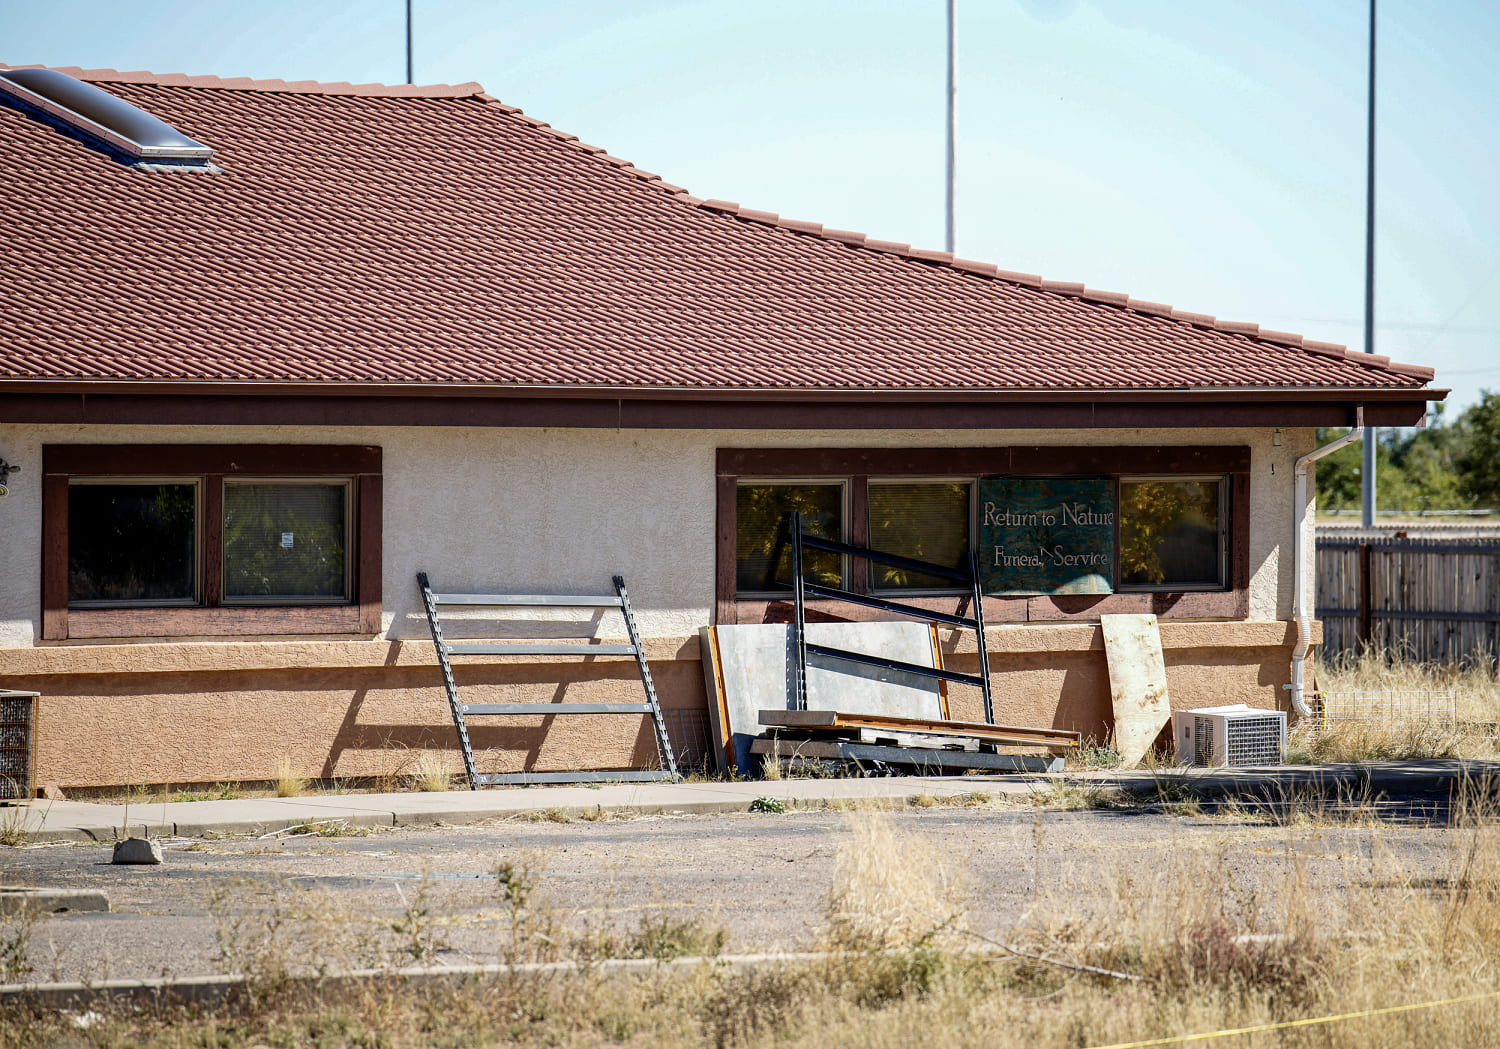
[6,759,1497,843]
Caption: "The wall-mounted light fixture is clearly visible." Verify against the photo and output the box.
[1273,429,1283,447]
[0,459,19,497]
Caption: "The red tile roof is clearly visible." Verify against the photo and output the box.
[0,67,1437,395]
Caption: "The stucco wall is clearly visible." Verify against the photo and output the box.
[0,422,1312,645]
[0,421,1317,788]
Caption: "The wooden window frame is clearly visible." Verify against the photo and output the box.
[716,446,1251,626]
[43,445,382,640]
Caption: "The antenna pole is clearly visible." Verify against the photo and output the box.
[945,0,956,255]
[405,0,413,85]
[1361,0,1377,528]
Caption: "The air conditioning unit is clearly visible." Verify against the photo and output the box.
[1173,705,1286,767]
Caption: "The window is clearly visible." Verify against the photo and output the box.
[867,481,971,592]
[223,481,350,603]
[68,480,199,605]
[718,447,1250,623]
[44,445,381,640]
[1118,478,1225,589]
[735,482,844,593]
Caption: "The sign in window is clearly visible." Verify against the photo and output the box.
[978,478,1115,595]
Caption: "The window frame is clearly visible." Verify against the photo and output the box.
[1115,474,1228,593]
[716,446,1250,626]
[43,445,382,640]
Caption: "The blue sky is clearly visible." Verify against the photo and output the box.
[5,0,1497,418]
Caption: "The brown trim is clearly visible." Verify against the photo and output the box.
[41,473,68,641]
[203,475,224,607]
[356,472,383,635]
[44,444,382,475]
[1,393,1432,429]
[849,475,869,596]
[718,445,1254,625]
[719,446,1252,477]
[715,476,736,626]
[63,606,363,639]
[42,444,383,641]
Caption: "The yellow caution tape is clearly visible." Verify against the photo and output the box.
[1086,988,1500,1049]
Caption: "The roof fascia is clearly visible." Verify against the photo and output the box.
[0,392,1432,429]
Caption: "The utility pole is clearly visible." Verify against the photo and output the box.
[406,0,414,85]
[945,0,956,255]
[1361,0,1377,527]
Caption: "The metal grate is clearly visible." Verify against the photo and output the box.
[665,708,712,774]
[1223,715,1284,766]
[1312,690,1457,729]
[0,691,37,800]
[1194,717,1214,766]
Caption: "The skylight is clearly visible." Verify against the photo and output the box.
[0,67,214,168]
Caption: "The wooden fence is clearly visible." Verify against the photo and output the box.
[1315,538,1500,666]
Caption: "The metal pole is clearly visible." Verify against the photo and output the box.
[945,0,956,255]
[405,0,413,85]
[1361,0,1377,528]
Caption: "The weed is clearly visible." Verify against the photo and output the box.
[281,819,371,838]
[1022,779,1122,810]
[526,807,572,823]
[759,754,783,781]
[1070,739,1123,770]
[0,805,31,847]
[411,753,452,793]
[749,796,785,814]
[388,875,444,964]
[912,793,938,808]
[274,757,306,798]
[0,907,35,982]
[628,913,727,961]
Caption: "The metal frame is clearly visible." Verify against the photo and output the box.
[417,572,677,789]
[788,512,994,722]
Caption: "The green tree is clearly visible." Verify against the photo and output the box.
[1456,391,1500,509]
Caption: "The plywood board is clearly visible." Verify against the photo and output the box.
[701,622,943,776]
[1101,613,1171,767]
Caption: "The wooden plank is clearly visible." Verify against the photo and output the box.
[750,736,1065,773]
[757,708,1080,747]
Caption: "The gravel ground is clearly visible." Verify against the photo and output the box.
[0,800,1463,985]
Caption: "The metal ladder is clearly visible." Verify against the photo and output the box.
[417,572,678,788]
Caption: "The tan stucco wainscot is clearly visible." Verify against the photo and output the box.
[0,423,1321,789]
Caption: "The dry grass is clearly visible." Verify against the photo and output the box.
[823,812,971,952]
[7,789,1500,1049]
[1305,650,1500,762]
[273,758,306,799]
[411,753,452,793]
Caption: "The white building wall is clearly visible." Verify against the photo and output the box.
[0,422,1310,647]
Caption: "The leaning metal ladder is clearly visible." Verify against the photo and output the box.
[417,572,678,788]
[788,512,995,723]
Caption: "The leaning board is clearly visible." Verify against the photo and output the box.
[700,622,945,776]
[1101,612,1172,767]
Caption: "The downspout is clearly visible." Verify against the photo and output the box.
[1287,407,1364,716]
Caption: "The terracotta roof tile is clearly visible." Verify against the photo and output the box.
[0,66,1438,394]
